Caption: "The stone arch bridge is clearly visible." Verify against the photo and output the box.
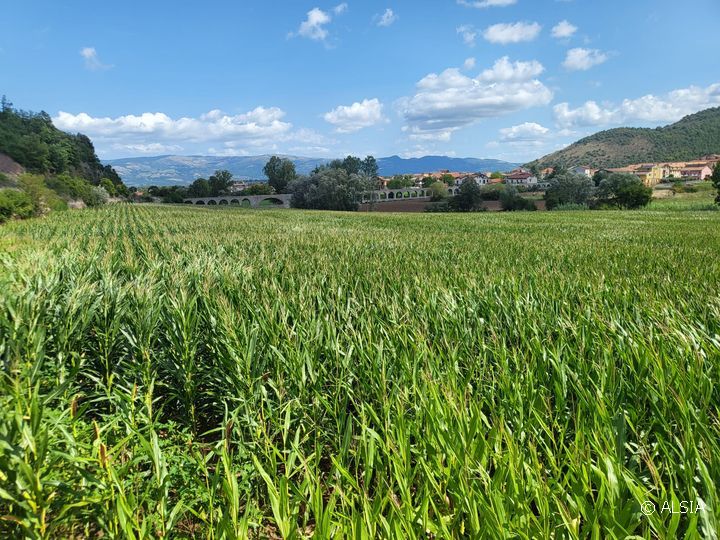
[184,187,459,209]
[183,194,291,208]
[360,187,459,203]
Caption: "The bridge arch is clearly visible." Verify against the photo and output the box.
[195,200,206,205]
[208,200,217,205]
[219,199,229,205]
[259,197,285,207]
[230,199,240,205]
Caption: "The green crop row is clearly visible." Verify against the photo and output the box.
[0,204,718,538]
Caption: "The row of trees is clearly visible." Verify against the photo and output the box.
[288,156,379,211]
[544,169,652,210]
[146,155,380,210]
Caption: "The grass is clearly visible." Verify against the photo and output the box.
[1,203,719,538]
[650,182,719,211]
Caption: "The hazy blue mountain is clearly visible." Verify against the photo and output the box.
[106,154,520,186]
[376,155,519,176]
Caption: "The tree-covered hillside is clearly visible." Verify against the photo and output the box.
[0,96,126,193]
[529,107,720,169]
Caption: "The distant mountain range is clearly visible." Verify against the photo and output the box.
[529,107,720,169]
[105,154,520,186]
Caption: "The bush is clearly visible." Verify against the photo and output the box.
[100,178,117,197]
[597,173,652,209]
[450,178,484,211]
[500,189,537,211]
[0,189,34,222]
[479,184,507,201]
[0,173,13,188]
[428,181,449,201]
[545,173,594,210]
[289,168,372,211]
[424,200,452,212]
[85,186,110,207]
[17,173,67,214]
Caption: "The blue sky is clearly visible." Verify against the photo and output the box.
[2,0,720,162]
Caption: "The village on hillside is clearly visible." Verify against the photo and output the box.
[367,154,720,192]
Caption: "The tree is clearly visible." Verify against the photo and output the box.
[387,175,414,189]
[1,95,13,113]
[421,176,435,188]
[289,168,372,211]
[545,172,594,210]
[490,171,504,179]
[188,178,212,198]
[592,169,610,186]
[263,156,296,194]
[341,156,363,176]
[596,173,652,209]
[241,183,273,195]
[712,162,720,204]
[208,170,233,196]
[450,178,483,211]
[361,156,379,179]
[428,181,449,201]
[440,173,455,186]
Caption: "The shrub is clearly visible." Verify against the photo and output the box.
[450,178,484,211]
[500,189,537,211]
[100,178,117,197]
[428,181,449,201]
[479,184,507,201]
[289,168,372,211]
[424,200,452,212]
[84,186,110,207]
[545,173,595,210]
[0,188,34,222]
[17,173,67,214]
[597,173,652,209]
[0,173,13,188]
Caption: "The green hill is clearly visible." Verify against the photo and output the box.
[529,107,720,169]
[0,96,126,193]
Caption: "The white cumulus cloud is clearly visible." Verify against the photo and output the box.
[563,48,608,71]
[398,57,552,141]
[551,20,577,39]
[52,107,334,158]
[324,98,386,133]
[457,25,478,47]
[376,8,397,27]
[291,4,347,42]
[458,0,517,7]
[483,22,542,44]
[463,57,476,70]
[499,122,550,142]
[554,83,720,127]
[80,47,112,71]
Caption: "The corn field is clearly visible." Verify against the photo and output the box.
[1,204,719,539]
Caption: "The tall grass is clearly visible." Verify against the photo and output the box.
[1,204,719,538]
